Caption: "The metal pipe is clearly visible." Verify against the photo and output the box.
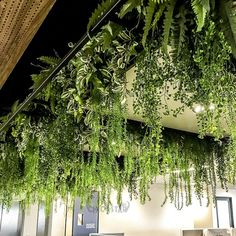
[0,0,125,132]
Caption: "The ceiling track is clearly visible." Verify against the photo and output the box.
[0,0,126,133]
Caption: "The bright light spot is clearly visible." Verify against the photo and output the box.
[121,97,126,105]
[188,167,194,172]
[193,104,205,113]
[209,104,215,110]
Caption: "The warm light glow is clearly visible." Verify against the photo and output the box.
[209,104,215,111]
[193,103,215,113]
[193,198,210,221]
[194,205,209,220]
[193,104,205,113]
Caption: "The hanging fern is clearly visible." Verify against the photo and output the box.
[191,0,210,32]
[142,0,157,46]
[30,56,60,91]
[163,0,176,53]
[87,0,116,32]
[118,0,142,18]
[171,5,188,57]
[216,0,236,57]
[37,56,60,67]
[151,3,166,33]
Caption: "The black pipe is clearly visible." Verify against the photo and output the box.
[0,0,126,133]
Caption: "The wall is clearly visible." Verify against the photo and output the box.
[99,183,213,236]
[193,196,213,228]
[22,204,38,236]
[20,185,236,236]
[21,199,70,236]
[48,199,67,236]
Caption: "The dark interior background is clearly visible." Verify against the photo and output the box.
[0,0,99,113]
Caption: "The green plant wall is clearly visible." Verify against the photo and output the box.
[1,0,236,212]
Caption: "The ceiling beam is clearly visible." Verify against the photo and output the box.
[0,0,56,88]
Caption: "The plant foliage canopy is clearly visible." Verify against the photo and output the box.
[1,0,236,212]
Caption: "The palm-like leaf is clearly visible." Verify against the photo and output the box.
[142,0,157,46]
[152,3,166,33]
[163,0,176,53]
[87,0,115,32]
[118,0,142,18]
[172,6,188,57]
[217,0,236,57]
[191,0,210,32]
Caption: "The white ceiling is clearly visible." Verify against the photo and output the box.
[126,67,199,134]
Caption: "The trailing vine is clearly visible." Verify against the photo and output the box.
[1,0,236,213]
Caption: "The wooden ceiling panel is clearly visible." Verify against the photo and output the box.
[0,0,56,88]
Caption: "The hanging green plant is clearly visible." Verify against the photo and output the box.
[2,0,236,213]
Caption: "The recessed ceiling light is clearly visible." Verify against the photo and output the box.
[193,104,205,113]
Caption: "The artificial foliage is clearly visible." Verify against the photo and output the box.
[1,0,236,211]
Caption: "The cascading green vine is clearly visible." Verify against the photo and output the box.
[1,108,232,211]
[1,0,236,213]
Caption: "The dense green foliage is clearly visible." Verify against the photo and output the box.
[1,0,236,211]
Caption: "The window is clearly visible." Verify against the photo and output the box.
[36,204,49,236]
[0,202,23,236]
[216,197,234,228]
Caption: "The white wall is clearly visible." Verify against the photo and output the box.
[99,183,213,236]
[20,185,235,236]
[21,204,38,236]
[21,199,71,236]
[48,199,67,236]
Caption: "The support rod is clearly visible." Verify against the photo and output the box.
[0,0,125,132]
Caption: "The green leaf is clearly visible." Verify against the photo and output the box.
[103,22,114,36]
[217,0,236,57]
[118,0,142,18]
[11,100,19,113]
[142,0,157,47]
[38,56,60,66]
[152,3,166,33]
[87,0,115,32]
[171,5,187,56]
[191,0,210,32]
[30,73,48,91]
[101,22,123,49]
[163,0,176,53]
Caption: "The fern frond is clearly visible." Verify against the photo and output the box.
[142,0,157,46]
[118,0,142,18]
[191,0,210,32]
[171,6,187,57]
[37,56,60,66]
[163,0,176,53]
[217,0,236,57]
[11,100,19,113]
[87,0,116,32]
[30,73,48,91]
[152,3,166,33]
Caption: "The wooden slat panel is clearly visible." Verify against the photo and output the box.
[0,0,56,88]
